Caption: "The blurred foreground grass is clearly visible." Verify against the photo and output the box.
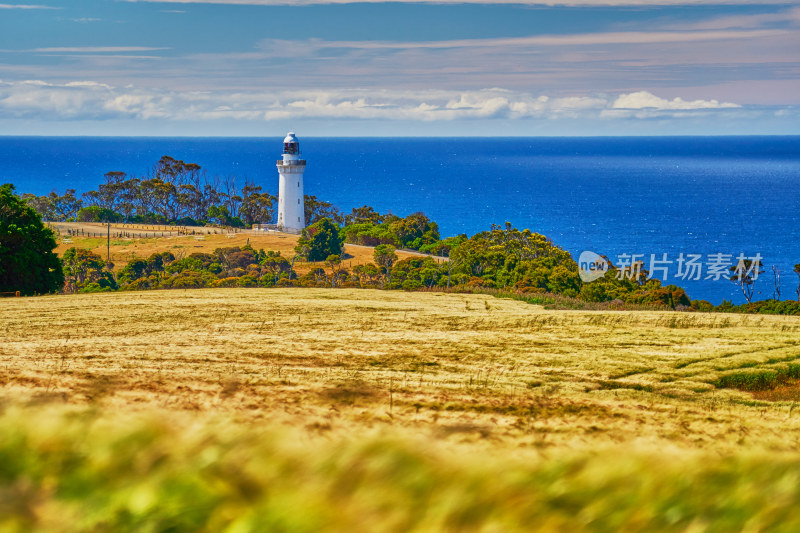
[3,404,800,533]
[4,288,800,531]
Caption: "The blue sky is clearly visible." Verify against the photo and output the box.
[0,0,798,136]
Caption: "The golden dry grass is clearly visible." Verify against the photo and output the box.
[7,289,800,531]
[3,288,800,453]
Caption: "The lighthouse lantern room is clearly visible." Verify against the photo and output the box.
[276,132,306,234]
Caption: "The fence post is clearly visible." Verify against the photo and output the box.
[15,291,20,297]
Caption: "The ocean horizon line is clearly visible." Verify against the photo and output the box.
[2,134,799,140]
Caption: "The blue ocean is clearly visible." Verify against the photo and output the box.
[2,136,799,304]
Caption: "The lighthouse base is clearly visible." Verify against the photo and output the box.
[277,224,303,235]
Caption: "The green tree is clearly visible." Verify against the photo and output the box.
[118,258,149,285]
[449,223,579,291]
[389,212,439,249]
[118,252,174,286]
[295,218,343,262]
[323,254,340,287]
[389,256,443,290]
[49,189,82,221]
[352,263,380,288]
[373,244,398,284]
[22,189,81,221]
[239,183,275,226]
[304,196,343,226]
[259,251,293,284]
[19,193,55,221]
[76,206,123,223]
[62,247,117,293]
[0,184,64,295]
[345,205,385,226]
[207,205,232,226]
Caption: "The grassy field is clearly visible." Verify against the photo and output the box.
[3,288,800,531]
[48,222,441,275]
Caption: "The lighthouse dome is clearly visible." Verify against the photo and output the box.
[283,132,300,155]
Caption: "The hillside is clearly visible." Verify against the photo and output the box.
[48,222,442,275]
[3,289,800,530]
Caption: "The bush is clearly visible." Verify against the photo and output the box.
[296,218,343,262]
[76,206,123,223]
[0,184,64,295]
[162,272,210,289]
[78,282,115,293]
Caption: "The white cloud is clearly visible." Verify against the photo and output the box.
[612,91,740,110]
[0,80,755,124]
[258,29,789,52]
[0,3,59,8]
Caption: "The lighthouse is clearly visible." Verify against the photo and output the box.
[276,132,305,234]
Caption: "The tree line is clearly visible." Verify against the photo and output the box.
[19,155,443,253]
[19,155,396,234]
[6,181,800,314]
[21,156,276,227]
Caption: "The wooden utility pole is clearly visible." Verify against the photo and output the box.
[107,221,110,262]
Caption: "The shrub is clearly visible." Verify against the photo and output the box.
[0,184,64,295]
[296,218,343,262]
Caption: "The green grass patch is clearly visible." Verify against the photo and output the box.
[714,363,800,392]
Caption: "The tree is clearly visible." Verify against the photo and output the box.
[304,195,343,226]
[49,189,82,221]
[259,251,292,283]
[118,251,174,285]
[373,244,398,284]
[76,206,123,223]
[388,212,439,249]
[295,218,343,261]
[96,171,127,211]
[772,265,782,301]
[22,190,81,222]
[325,254,345,287]
[389,256,443,290]
[345,205,385,226]
[352,263,380,288]
[117,178,141,221]
[0,184,64,295]
[449,223,579,291]
[730,257,764,304]
[239,183,276,226]
[62,247,116,293]
[33,155,277,227]
[207,205,229,225]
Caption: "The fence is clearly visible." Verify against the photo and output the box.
[0,291,22,298]
[48,223,245,239]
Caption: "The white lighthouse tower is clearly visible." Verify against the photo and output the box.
[276,132,305,234]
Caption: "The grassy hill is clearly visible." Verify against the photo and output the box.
[3,288,800,531]
[48,222,441,276]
